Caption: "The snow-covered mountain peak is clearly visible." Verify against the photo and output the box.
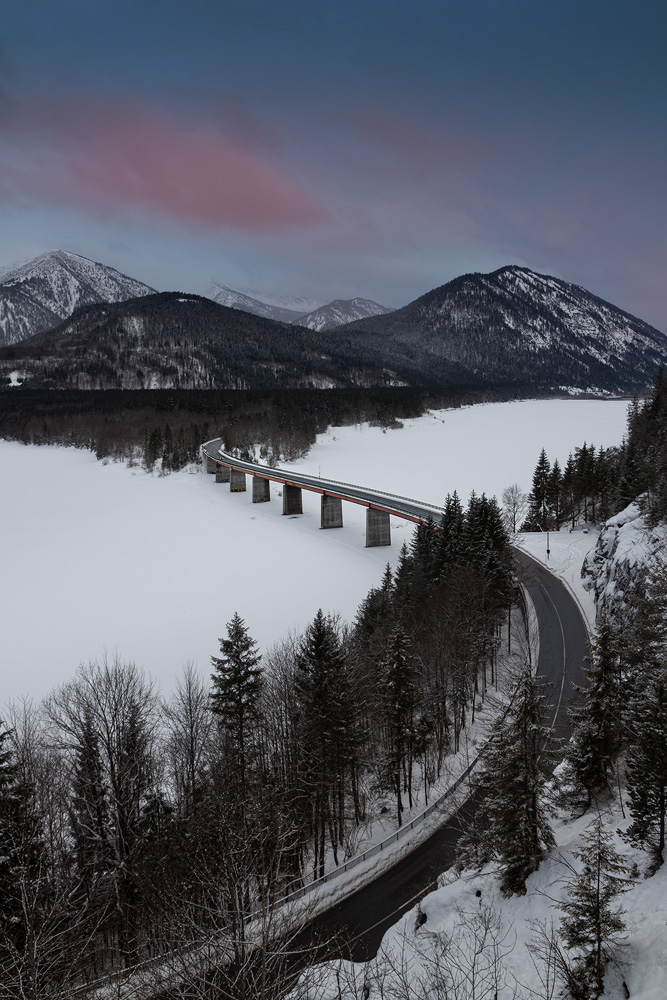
[297,297,393,331]
[208,283,318,325]
[208,282,391,331]
[0,250,155,346]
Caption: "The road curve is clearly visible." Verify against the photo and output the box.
[201,441,591,960]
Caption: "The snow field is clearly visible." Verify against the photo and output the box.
[0,398,628,703]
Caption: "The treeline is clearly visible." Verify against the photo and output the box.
[0,499,514,997]
[0,387,450,470]
[521,369,667,531]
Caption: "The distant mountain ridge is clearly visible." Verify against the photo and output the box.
[297,297,392,331]
[209,282,392,330]
[208,283,317,325]
[0,292,407,391]
[0,250,155,347]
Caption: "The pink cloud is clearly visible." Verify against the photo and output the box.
[0,97,329,232]
[356,110,479,174]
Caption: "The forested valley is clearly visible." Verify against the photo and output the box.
[2,375,666,998]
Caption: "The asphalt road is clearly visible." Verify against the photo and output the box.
[201,444,591,960]
[294,549,590,964]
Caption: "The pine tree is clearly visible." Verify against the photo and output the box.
[566,616,623,807]
[381,627,419,826]
[624,560,667,869]
[0,722,42,963]
[392,541,415,611]
[624,673,667,869]
[434,491,465,577]
[526,448,552,530]
[69,711,111,926]
[547,458,563,529]
[563,452,578,529]
[467,663,555,894]
[560,815,634,998]
[210,612,263,790]
[294,610,355,875]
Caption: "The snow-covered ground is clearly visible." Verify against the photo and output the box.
[298,781,667,1000]
[0,398,628,703]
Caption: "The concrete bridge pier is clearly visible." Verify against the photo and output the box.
[366,508,391,547]
[283,484,303,515]
[321,494,343,528]
[252,476,271,503]
[215,465,231,483]
[230,469,246,492]
[205,455,217,474]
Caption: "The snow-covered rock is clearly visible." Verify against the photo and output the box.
[339,265,667,395]
[581,501,667,621]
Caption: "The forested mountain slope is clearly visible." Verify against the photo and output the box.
[338,265,667,394]
[0,291,489,391]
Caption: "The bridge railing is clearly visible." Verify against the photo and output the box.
[202,440,444,519]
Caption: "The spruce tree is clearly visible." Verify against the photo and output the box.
[380,627,419,826]
[295,610,354,875]
[560,815,634,998]
[466,663,555,894]
[547,458,563,529]
[434,491,465,577]
[210,612,263,790]
[624,560,667,869]
[624,672,667,869]
[0,722,41,963]
[566,616,623,808]
[526,448,552,530]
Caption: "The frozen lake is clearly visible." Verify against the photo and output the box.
[0,398,629,702]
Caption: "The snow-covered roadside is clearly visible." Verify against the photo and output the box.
[517,528,599,630]
[294,781,667,1000]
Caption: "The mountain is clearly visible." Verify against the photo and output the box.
[208,284,391,330]
[208,283,323,325]
[3,266,665,395]
[337,265,667,395]
[297,298,393,331]
[0,292,406,391]
[0,250,155,347]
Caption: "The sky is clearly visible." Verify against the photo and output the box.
[0,0,665,327]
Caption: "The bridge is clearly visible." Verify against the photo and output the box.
[201,436,445,544]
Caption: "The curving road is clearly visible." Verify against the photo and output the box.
[201,440,591,960]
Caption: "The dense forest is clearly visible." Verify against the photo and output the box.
[0,494,515,997]
[0,384,519,469]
